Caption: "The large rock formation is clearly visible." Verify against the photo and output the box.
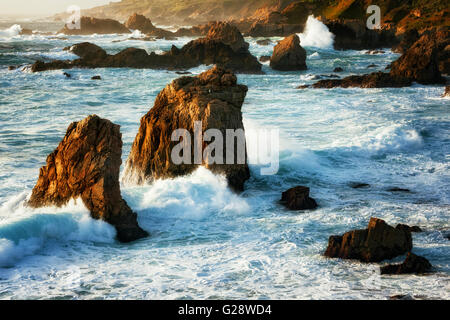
[390,29,448,84]
[324,218,413,262]
[270,34,307,71]
[31,23,262,74]
[281,186,317,210]
[123,66,250,192]
[27,115,148,243]
[380,252,432,275]
[59,16,130,35]
[124,13,175,38]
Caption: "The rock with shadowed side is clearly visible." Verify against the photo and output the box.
[324,218,412,262]
[380,252,432,275]
[124,13,175,39]
[280,186,317,210]
[270,34,307,71]
[443,85,450,97]
[123,66,250,192]
[59,16,131,35]
[206,22,249,53]
[27,115,148,243]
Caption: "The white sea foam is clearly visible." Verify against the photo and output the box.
[298,16,335,49]
[0,196,115,267]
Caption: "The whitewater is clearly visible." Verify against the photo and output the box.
[0,17,449,299]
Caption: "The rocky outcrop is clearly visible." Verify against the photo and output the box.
[380,252,432,275]
[281,186,317,210]
[395,224,422,233]
[312,72,411,89]
[206,22,249,53]
[123,66,250,192]
[393,29,420,54]
[390,29,448,85]
[270,34,307,71]
[59,16,130,35]
[325,19,399,50]
[124,13,175,38]
[31,23,261,74]
[324,218,413,262]
[27,115,148,243]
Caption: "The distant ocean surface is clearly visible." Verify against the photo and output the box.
[0,17,449,299]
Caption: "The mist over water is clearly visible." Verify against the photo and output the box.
[0,19,449,299]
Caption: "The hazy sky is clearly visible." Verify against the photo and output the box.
[0,0,112,16]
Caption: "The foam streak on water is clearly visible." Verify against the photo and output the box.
[0,20,449,300]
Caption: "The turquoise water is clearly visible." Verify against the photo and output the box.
[0,20,449,299]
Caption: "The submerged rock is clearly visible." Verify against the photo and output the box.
[59,16,131,35]
[27,115,148,242]
[381,252,432,275]
[324,218,413,262]
[312,71,411,89]
[270,34,307,71]
[280,186,317,210]
[91,75,102,80]
[349,182,370,189]
[333,67,344,72]
[123,66,250,192]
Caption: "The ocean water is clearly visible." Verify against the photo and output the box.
[0,18,449,300]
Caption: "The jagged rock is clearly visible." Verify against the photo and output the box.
[366,50,385,55]
[393,29,420,54]
[124,13,175,38]
[31,25,262,74]
[395,224,422,233]
[123,66,250,192]
[270,34,307,71]
[206,21,249,53]
[27,115,148,242]
[443,85,450,97]
[324,218,413,262]
[390,29,449,84]
[333,67,344,72]
[280,186,318,210]
[59,16,131,35]
[63,72,71,78]
[381,252,432,275]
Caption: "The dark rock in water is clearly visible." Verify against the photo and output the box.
[312,71,411,89]
[19,28,33,35]
[320,74,340,79]
[64,42,107,60]
[280,186,317,210]
[366,50,385,55]
[270,34,307,71]
[31,23,262,74]
[256,39,272,46]
[390,294,415,300]
[388,187,411,192]
[175,71,191,75]
[8,66,17,71]
[91,75,101,80]
[259,55,271,62]
[63,72,71,78]
[350,182,370,189]
[367,64,378,68]
[324,217,413,262]
[123,66,250,192]
[59,16,131,35]
[445,234,450,241]
[297,84,310,89]
[395,224,422,233]
[381,252,432,275]
[442,85,450,97]
[124,13,175,39]
[333,67,344,72]
[27,115,148,243]
[325,19,399,50]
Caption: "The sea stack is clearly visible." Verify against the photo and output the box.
[324,218,412,262]
[59,16,131,35]
[123,66,250,192]
[270,34,307,71]
[27,115,148,242]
